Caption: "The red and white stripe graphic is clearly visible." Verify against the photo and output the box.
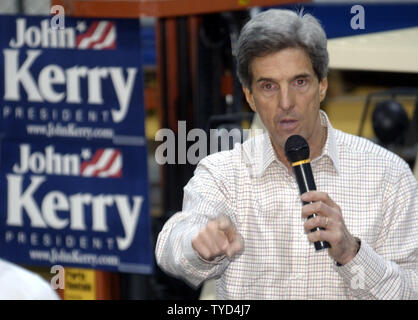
[81,149,122,178]
[76,21,116,50]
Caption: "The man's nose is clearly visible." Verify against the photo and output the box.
[278,86,295,111]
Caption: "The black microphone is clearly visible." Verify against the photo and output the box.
[285,135,330,251]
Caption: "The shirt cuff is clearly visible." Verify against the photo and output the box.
[334,240,387,294]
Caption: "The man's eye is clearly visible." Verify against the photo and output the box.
[295,79,306,86]
[262,83,276,91]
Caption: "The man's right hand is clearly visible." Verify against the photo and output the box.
[191,215,244,261]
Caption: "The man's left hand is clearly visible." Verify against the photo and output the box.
[301,191,359,265]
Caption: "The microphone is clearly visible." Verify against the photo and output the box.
[285,135,330,251]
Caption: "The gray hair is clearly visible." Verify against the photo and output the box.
[236,9,329,89]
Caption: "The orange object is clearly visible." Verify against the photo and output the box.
[164,18,179,131]
[95,271,120,300]
[52,0,307,18]
[221,72,235,96]
[144,86,160,111]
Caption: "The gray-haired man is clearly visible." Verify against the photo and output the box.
[156,9,417,299]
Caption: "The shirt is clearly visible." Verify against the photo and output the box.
[0,259,60,300]
[155,111,418,299]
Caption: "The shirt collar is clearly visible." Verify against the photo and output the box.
[255,110,340,177]
[317,110,340,175]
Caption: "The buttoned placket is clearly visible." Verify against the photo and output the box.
[271,160,308,299]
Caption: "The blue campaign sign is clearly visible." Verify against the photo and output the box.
[0,15,153,274]
[0,139,153,273]
[0,15,146,143]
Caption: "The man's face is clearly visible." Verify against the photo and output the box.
[243,47,328,159]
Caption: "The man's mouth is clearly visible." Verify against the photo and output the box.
[279,118,298,130]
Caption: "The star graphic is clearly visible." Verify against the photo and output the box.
[81,148,92,160]
[76,21,87,33]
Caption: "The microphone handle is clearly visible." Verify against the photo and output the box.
[293,163,330,251]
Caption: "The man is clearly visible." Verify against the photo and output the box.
[156,9,417,299]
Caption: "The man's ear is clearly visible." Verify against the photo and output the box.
[243,86,256,112]
[319,77,328,102]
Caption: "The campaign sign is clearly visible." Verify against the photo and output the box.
[0,15,145,144]
[0,15,153,274]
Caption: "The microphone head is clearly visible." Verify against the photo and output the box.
[285,135,310,162]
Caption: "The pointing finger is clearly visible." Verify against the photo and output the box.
[225,234,244,258]
[216,214,244,258]
[217,214,233,230]
[216,215,237,241]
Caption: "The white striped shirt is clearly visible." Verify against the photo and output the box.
[156,111,418,299]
